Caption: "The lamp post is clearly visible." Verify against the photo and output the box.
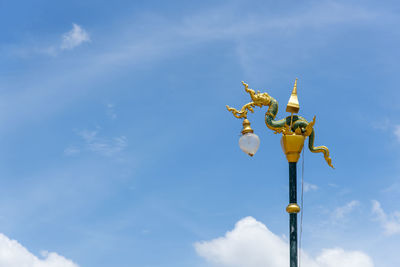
[226,79,333,267]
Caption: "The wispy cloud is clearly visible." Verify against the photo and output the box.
[195,216,374,267]
[0,233,78,267]
[61,23,90,50]
[0,2,386,133]
[80,129,127,156]
[371,200,400,236]
[371,118,391,131]
[382,182,400,193]
[332,200,360,220]
[394,125,400,142]
[377,122,400,142]
[106,104,117,120]
[23,23,90,56]
[65,129,127,157]
[304,182,318,192]
[64,146,80,156]
[28,23,90,56]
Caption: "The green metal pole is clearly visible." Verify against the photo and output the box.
[289,162,298,267]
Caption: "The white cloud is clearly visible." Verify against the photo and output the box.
[332,200,360,220]
[371,200,400,235]
[314,248,374,267]
[0,233,78,267]
[194,217,373,267]
[304,182,318,192]
[61,24,90,50]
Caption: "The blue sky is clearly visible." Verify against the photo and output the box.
[0,0,400,266]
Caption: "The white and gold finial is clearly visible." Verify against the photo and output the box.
[286,78,300,114]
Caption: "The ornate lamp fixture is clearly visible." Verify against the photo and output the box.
[226,79,333,267]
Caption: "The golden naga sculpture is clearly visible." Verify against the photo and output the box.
[226,80,334,168]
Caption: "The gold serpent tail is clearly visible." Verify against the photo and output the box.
[308,130,334,169]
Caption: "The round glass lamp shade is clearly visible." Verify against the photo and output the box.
[239,133,260,157]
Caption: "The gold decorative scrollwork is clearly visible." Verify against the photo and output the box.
[226,81,271,119]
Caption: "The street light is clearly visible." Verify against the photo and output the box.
[226,79,333,267]
[238,119,260,157]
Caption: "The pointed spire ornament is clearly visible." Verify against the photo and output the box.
[286,78,300,114]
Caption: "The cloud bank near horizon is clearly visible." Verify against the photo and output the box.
[195,217,373,267]
[0,233,78,267]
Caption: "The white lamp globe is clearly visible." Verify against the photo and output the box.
[239,132,260,157]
